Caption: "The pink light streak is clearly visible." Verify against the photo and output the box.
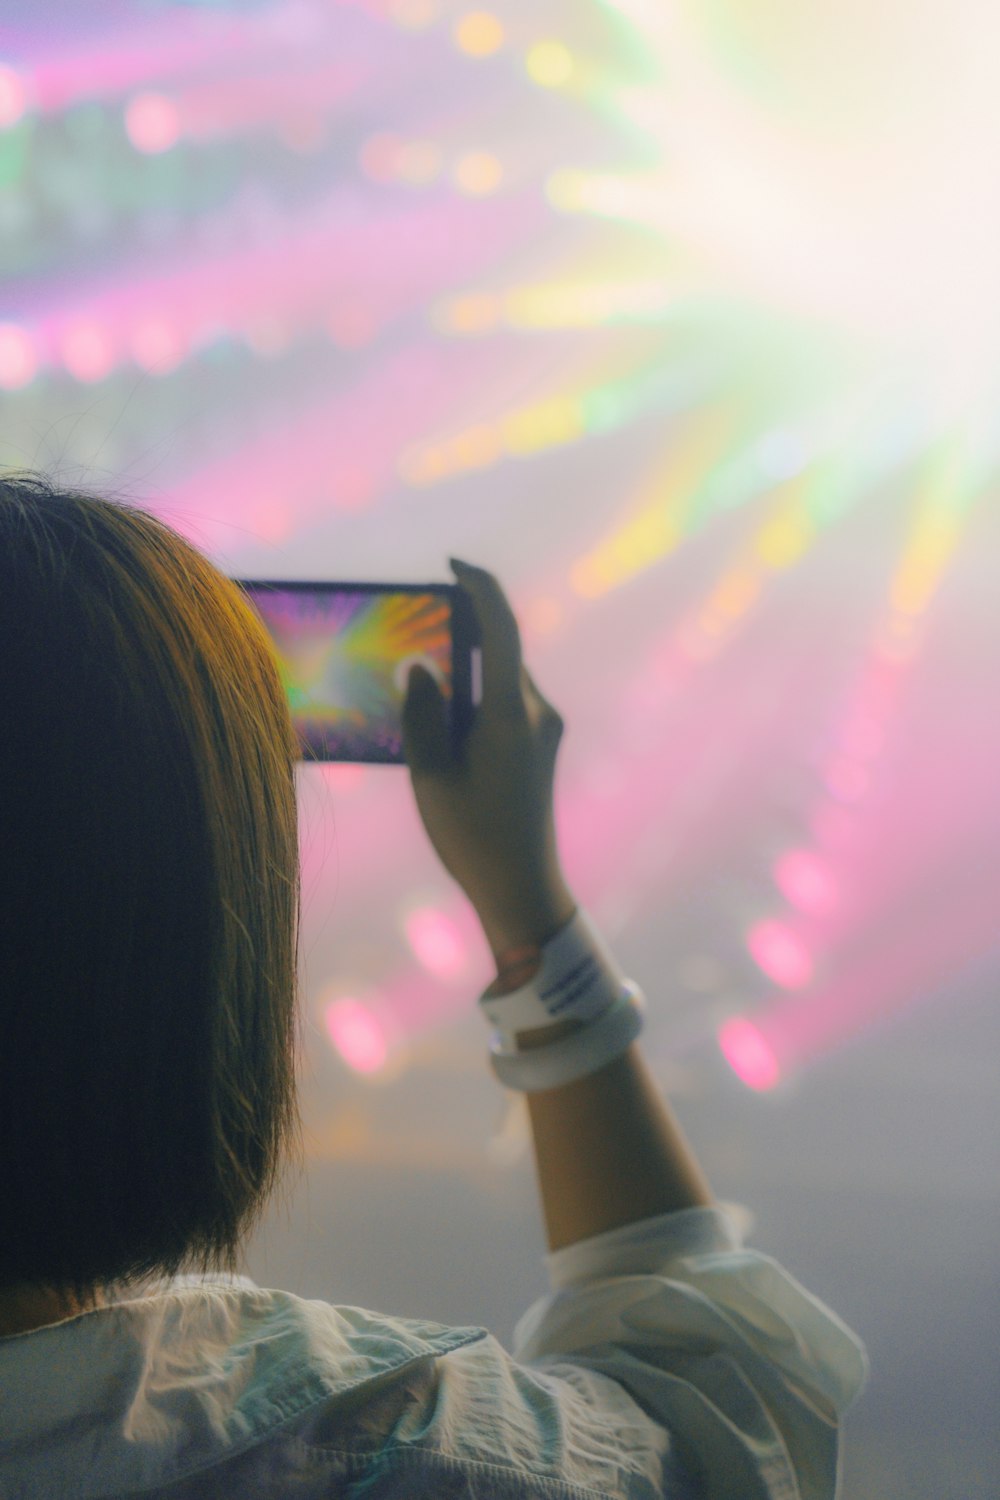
[302,593,835,1067]
[163,339,500,542]
[735,858,1000,1079]
[147,58,369,146]
[12,4,386,119]
[18,17,252,115]
[747,919,815,990]
[300,538,990,1083]
[803,657,996,953]
[15,189,544,385]
[161,320,617,547]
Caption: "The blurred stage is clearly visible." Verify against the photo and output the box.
[2,4,998,1494]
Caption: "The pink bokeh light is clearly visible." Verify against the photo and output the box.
[0,65,27,127]
[125,92,182,153]
[131,317,185,374]
[323,997,388,1075]
[747,918,814,989]
[774,848,838,915]
[61,322,116,382]
[718,1017,782,1091]
[405,907,467,979]
[318,763,367,794]
[0,325,38,390]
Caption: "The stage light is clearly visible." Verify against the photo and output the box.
[0,324,37,390]
[124,93,181,154]
[405,908,466,978]
[62,323,115,383]
[718,1017,781,1092]
[774,849,838,916]
[526,41,574,89]
[454,12,504,58]
[324,997,389,1075]
[747,919,814,990]
[453,151,503,195]
[0,65,27,128]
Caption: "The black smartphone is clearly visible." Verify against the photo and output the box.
[233,578,482,764]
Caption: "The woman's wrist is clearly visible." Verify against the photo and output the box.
[484,954,587,1048]
[478,884,585,1047]
[478,882,578,967]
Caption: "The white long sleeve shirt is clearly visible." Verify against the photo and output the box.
[0,1204,868,1499]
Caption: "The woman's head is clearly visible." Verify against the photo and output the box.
[0,472,304,1313]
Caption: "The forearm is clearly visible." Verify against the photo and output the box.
[482,898,716,1254]
[516,1031,715,1253]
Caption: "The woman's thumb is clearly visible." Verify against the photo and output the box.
[401,664,452,773]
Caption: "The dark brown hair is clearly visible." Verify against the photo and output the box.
[0,472,304,1311]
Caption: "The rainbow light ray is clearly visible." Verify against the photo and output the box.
[729,441,987,1086]
[2,2,996,1092]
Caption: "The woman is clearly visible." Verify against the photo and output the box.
[0,472,867,1498]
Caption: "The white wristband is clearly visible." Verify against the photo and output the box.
[487,984,646,1092]
[478,907,647,1092]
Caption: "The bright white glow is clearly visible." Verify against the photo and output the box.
[588,2,1000,417]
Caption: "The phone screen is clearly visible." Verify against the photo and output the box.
[234,580,481,764]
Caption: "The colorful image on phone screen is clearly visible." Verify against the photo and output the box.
[243,585,454,763]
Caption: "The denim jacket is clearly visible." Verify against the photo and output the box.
[0,1204,868,1499]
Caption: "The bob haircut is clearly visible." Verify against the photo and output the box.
[0,472,304,1312]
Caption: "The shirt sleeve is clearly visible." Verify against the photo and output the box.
[508,1202,869,1500]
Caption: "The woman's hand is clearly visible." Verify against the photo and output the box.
[401,559,576,959]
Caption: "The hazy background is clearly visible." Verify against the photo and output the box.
[2,3,998,1494]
